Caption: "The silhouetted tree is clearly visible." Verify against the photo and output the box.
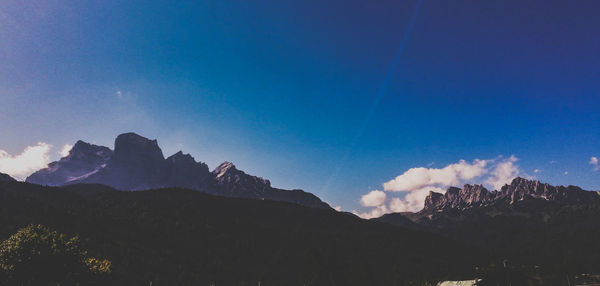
[0,224,111,285]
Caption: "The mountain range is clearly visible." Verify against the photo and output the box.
[375,177,600,274]
[422,177,600,210]
[2,135,600,284]
[26,133,329,209]
[377,177,600,226]
[2,169,598,284]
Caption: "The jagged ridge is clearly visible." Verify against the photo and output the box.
[424,177,600,211]
[26,133,330,209]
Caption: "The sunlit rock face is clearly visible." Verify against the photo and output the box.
[438,279,481,286]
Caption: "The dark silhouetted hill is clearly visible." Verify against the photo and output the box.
[0,180,481,285]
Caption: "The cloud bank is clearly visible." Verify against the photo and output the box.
[355,156,522,218]
[0,143,52,180]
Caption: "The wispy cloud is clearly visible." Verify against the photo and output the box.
[60,144,73,157]
[485,155,520,191]
[355,156,522,218]
[590,156,599,171]
[0,143,52,180]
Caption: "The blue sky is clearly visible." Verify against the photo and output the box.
[1,0,599,214]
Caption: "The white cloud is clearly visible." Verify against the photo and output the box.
[360,190,386,207]
[533,169,540,173]
[356,156,522,219]
[116,90,123,98]
[485,155,519,191]
[388,187,446,213]
[0,143,52,180]
[60,144,73,157]
[564,171,569,175]
[590,156,599,171]
[383,159,488,192]
[333,206,342,212]
[353,205,389,219]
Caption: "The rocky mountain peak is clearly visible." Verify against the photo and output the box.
[26,140,113,186]
[67,140,112,161]
[70,140,89,153]
[213,161,271,189]
[499,177,594,203]
[424,191,444,209]
[505,177,544,192]
[167,151,195,164]
[213,161,236,178]
[113,132,164,162]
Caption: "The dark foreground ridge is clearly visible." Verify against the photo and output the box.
[26,132,329,209]
[0,172,16,182]
[0,179,480,285]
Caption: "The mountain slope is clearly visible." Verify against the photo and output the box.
[212,161,330,209]
[0,180,482,285]
[26,133,329,209]
[26,141,112,186]
[0,172,16,182]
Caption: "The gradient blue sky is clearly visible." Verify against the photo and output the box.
[1,0,599,212]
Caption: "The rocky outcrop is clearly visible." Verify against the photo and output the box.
[499,177,598,203]
[424,191,444,209]
[423,184,495,210]
[209,161,330,209]
[212,161,271,197]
